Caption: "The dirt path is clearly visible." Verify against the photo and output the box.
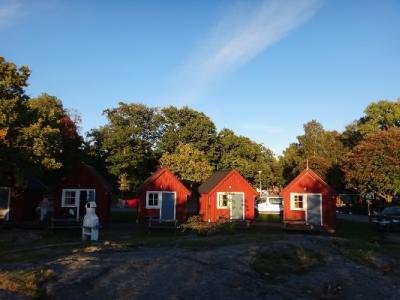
[36,235,400,300]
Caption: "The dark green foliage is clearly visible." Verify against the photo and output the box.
[279,120,346,190]
[95,102,161,189]
[217,128,281,187]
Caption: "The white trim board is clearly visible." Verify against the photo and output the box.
[61,189,96,220]
[289,192,322,225]
[145,191,177,221]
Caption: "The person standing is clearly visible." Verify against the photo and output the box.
[39,197,49,221]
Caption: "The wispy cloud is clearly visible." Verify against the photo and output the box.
[174,0,321,103]
[0,0,24,30]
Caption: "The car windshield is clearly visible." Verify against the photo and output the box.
[269,197,282,205]
[382,206,400,216]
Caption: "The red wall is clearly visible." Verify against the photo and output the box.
[199,171,257,222]
[2,174,43,222]
[55,165,111,222]
[137,169,190,222]
[280,170,336,229]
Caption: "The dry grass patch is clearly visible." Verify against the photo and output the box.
[0,269,56,298]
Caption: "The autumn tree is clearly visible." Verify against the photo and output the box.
[160,143,213,183]
[0,57,83,177]
[343,127,400,202]
[23,93,82,170]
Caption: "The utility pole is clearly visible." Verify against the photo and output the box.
[258,170,262,199]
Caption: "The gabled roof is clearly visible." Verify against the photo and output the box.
[198,170,232,194]
[61,163,113,192]
[198,169,258,195]
[137,167,191,194]
[281,168,334,194]
[83,164,113,192]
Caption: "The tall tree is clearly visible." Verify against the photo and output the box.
[279,120,346,189]
[343,127,400,202]
[357,99,400,135]
[98,102,160,190]
[160,143,213,183]
[24,93,83,170]
[0,56,31,161]
[217,129,280,187]
[157,106,218,164]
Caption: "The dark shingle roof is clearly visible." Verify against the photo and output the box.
[198,170,232,194]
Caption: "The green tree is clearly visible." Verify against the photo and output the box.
[158,106,218,163]
[0,57,31,158]
[160,143,213,183]
[279,120,346,189]
[98,102,160,190]
[217,129,280,187]
[357,99,400,135]
[343,127,400,202]
[20,93,82,170]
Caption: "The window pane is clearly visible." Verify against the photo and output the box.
[88,191,95,202]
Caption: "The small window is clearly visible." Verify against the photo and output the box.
[147,192,160,208]
[293,195,303,209]
[64,191,77,206]
[217,194,229,208]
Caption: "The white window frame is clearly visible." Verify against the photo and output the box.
[216,192,245,220]
[61,189,96,220]
[290,193,306,211]
[146,191,162,208]
[290,193,323,225]
[0,187,11,221]
[216,192,230,209]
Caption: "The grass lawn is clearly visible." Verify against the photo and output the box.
[255,213,282,223]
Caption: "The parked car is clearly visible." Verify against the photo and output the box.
[256,196,283,214]
[370,206,400,231]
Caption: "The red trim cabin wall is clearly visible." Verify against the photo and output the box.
[137,167,191,222]
[280,168,336,230]
[199,170,257,222]
[54,164,112,222]
[1,173,45,222]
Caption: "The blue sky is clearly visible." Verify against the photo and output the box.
[1,0,399,155]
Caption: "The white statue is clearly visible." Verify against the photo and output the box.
[82,201,99,241]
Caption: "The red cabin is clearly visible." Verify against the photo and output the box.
[198,170,257,222]
[280,168,336,230]
[0,173,46,222]
[137,167,191,222]
[54,163,112,223]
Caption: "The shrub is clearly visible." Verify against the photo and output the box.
[180,216,235,236]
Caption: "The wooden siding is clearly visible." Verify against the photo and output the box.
[199,170,257,222]
[137,168,191,222]
[280,169,336,229]
[54,164,111,222]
